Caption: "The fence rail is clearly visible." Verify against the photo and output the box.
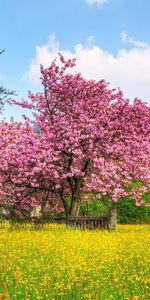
[0,215,109,230]
[66,216,109,230]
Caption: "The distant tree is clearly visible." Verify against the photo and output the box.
[0,50,5,55]
[0,49,16,113]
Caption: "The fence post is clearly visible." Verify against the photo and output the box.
[109,207,117,230]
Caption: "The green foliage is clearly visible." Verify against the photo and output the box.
[117,197,150,224]
[79,194,150,224]
[80,199,107,216]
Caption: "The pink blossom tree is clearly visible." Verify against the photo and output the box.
[0,55,150,224]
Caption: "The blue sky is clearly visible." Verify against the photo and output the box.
[1,0,150,120]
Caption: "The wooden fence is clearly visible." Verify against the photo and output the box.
[0,215,109,230]
[66,216,109,230]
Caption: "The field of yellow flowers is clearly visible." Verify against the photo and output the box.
[0,224,149,300]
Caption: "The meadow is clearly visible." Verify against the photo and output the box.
[0,224,149,300]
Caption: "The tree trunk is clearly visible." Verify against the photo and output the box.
[69,198,80,217]
[69,179,81,217]
[110,207,117,230]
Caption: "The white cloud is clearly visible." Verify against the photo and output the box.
[121,31,149,48]
[24,33,150,104]
[23,33,59,83]
[86,35,95,47]
[85,0,108,6]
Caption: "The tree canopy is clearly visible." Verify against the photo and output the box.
[0,55,150,217]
